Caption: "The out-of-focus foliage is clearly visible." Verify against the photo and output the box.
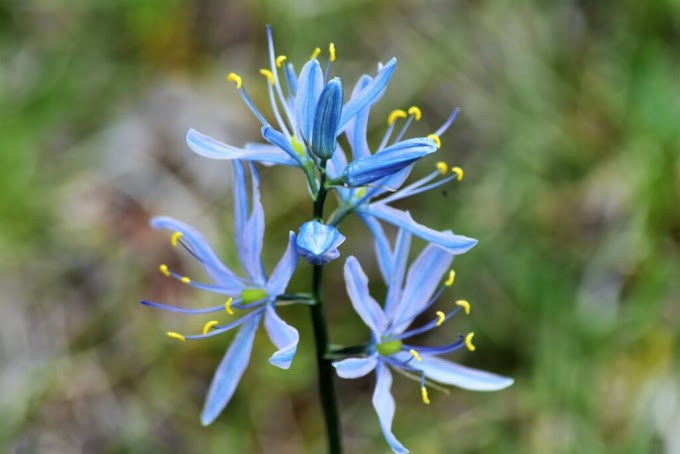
[2,1,679,453]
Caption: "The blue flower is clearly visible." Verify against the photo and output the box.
[332,230,513,453]
[141,161,299,426]
[296,220,346,265]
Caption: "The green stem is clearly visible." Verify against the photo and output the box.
[309,162,343,454]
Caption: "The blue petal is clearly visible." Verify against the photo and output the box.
[264,305,299,369]
[372,363,409,454]
[333,355,379,379]
[200,311,262,425]
[418,355,514,391]
[295,59,323,142]
[344,75,373,161]
[296,221,346,265]
[266,231,298,296]
[390,243,454,332]
[326,145,352,201]
[338,58,397,132]
[310,77,343,160]
[186,129,298,166]
[243,142,291,167]
[261,126,305,166]
[342,137,436,187]
[383,229,411,318]
[344,256,387,338]
[232,162,267,286]
[150,216,244,292]
[358,214,392,283]
[358,204,477,255]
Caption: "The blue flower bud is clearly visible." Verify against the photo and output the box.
[296,220,346,265]
[311,78,343,160]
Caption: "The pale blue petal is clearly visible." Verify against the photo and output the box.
[243,142,290,167]
[264,305,299,369]
[261,126,305,166]
[372,363,409,454]
[418,355,514,391]
[244,162,267,285]
[333,355,379,379]
[338,58,397,132]
[358,204,477,255]
[383,229,411,318]
[295,59,323,142]
[344,75,373,161]
[296,221,346,265]
[232,162,266,286]
[186,129,298,166]
[266,232,298,296]
[344,256,387,338]
[150,216,244,291]
[200,312,262,425]
[326,145,351,201]
[358,214,392,283]
[342,137,436,187]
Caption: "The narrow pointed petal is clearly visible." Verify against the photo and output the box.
[345,75,373,161]
[342,137,436,187]
[344,256,387,338]
[333,355,379,379]
[358,214,392,283]
[418,355,514,391]
[383,230,411,318]
[200,312,261,425]
[264,305,299,369]
[243,142,293,167]
[295,59,323,142]
[232,162,266,285]
[151,217,243,291]
[358,204,477,255]
[391,243,454,332]
[296,221,346,265]
[186,129,298,166]
[372,363,409,454]
[311,77,343,160]
[261,126,305,166]
[266,231,298,296]
[339,58,397,132]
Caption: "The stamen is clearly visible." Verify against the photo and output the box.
[226,72,242,89]
[180,276,191,284]
[203,320,219,335]
[159,264,171,277]
[451,166,464,181]
[421,386,431,405]
[225,298,234,315]
[310,47,321,59]
[387,109,407,126]
[435,311,445,326]
[427,134,441,149]
[409,349,422,362]
[436,161,448,175]
[329,43,336,62]
[407,106,422,121]
[170,231,183,247]
[445,270,455,286]
[275,55,287,68]
[465,332,476,351]
[167,331,186,342]
[259,69,276,85]
[456,299,471,315]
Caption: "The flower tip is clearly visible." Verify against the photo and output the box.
[296,221,346,265]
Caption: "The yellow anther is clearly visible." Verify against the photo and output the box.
[451,166,464,181]
[159,264,171,277]
[167,331,186,342]
[203,320,219,335]
[275,55,287,68]
[170,231,183,247]
[445,270,455,286]
[387,109,407,125]
[310,47,321,59]
[465,332,476,351]
[421,386,431,405]
[435,311,446,327]
[180,276,191,284]
[427,134,441,149]
[259,69,276,85]
[409,349,422,362]
[436,161,448,175]
[456,299,471,315]
[226,72,242,89]
[224,298,234,315]
[407,106,422,121]
[329,43,336,62]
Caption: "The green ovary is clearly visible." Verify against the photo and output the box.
[240,288,268,304]
[376,339,403,356]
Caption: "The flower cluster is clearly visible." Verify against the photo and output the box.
[142,26,512,453]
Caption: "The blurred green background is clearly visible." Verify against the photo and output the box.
[2,1,679,453]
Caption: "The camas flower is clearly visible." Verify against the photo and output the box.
[141,161,299,426]
[333,230,513,453]
[296,220,346,265]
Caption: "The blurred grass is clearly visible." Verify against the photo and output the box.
[1,0,679,453]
